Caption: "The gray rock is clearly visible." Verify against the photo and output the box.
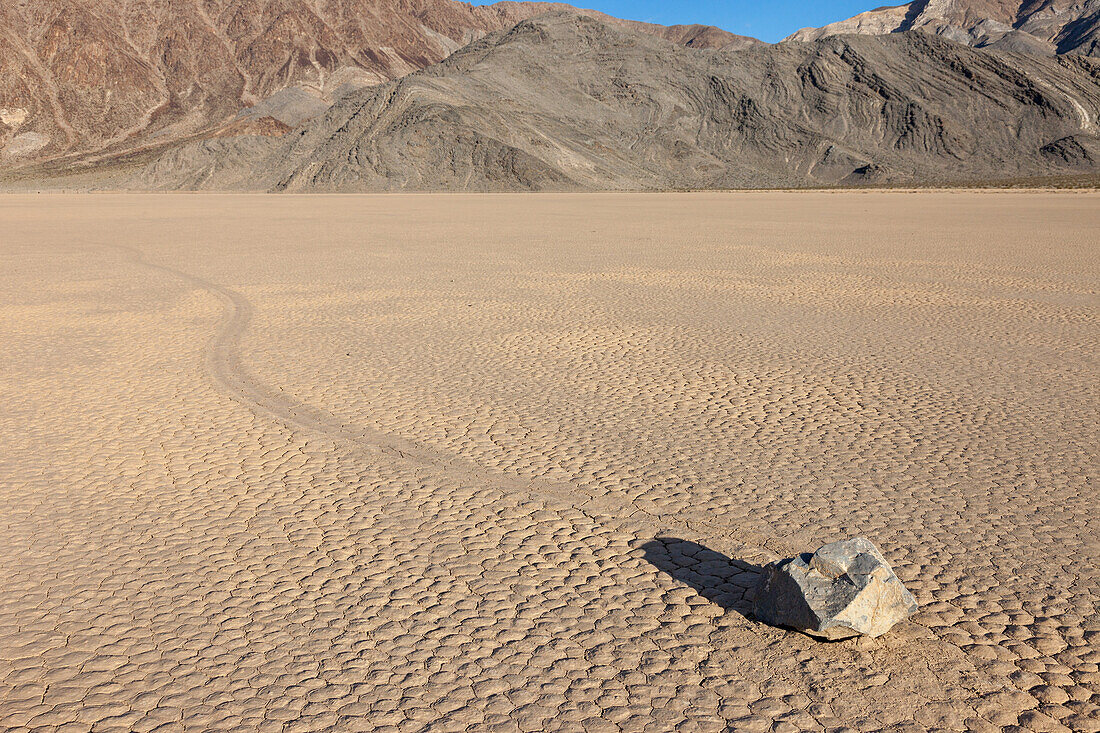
[753,537,918,640]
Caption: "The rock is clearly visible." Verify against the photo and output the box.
[0,1,747,165]
[753,537,918,640]
[123,15,1100,192]
[785,0,1100,57]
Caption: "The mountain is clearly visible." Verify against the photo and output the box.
[786,1,1100,57]
[124,12,1100,191]
[0,0,756,166]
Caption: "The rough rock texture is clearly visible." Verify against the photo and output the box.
[211,115,292,139]
[0,0,754,165]
[754,538,919,640]
[787,0,1100,57]
[123,12,1100,191]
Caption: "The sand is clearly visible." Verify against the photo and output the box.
[0,191,1097,732]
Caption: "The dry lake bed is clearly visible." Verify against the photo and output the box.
[1,192,1097,732]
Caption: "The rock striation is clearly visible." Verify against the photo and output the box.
[786,0,1100,57]
[0,0,753,165]
[123,12,1100,192]
[753,537,919,640]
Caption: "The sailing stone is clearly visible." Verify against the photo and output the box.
[753,537,919,640]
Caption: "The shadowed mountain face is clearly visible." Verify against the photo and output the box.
[787,0,1100,57]
[129,12,1100,191]
[0,0,755,165]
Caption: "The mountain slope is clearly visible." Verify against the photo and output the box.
[787,0,1100,57]
[0,0,756,166]
[128,12,1100,191]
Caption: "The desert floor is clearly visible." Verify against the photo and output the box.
[0,192,1097,733]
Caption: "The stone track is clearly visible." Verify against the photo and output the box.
[108,243,786,558]
[0,192,1096,732]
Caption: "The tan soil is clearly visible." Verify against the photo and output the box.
[0,192,1097,732]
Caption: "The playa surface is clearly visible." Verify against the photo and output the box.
[1,192,1097,732]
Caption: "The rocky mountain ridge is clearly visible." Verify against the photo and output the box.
[126,12,1100,191]
[0,0,755,165]
[787,0,1100,57]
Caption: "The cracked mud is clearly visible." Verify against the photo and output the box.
[0,192,1097,732]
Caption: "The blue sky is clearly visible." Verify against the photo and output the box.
[473,1,882,43]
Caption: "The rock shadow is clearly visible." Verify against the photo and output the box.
[640,537,765,618]
[898,0,930,32]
